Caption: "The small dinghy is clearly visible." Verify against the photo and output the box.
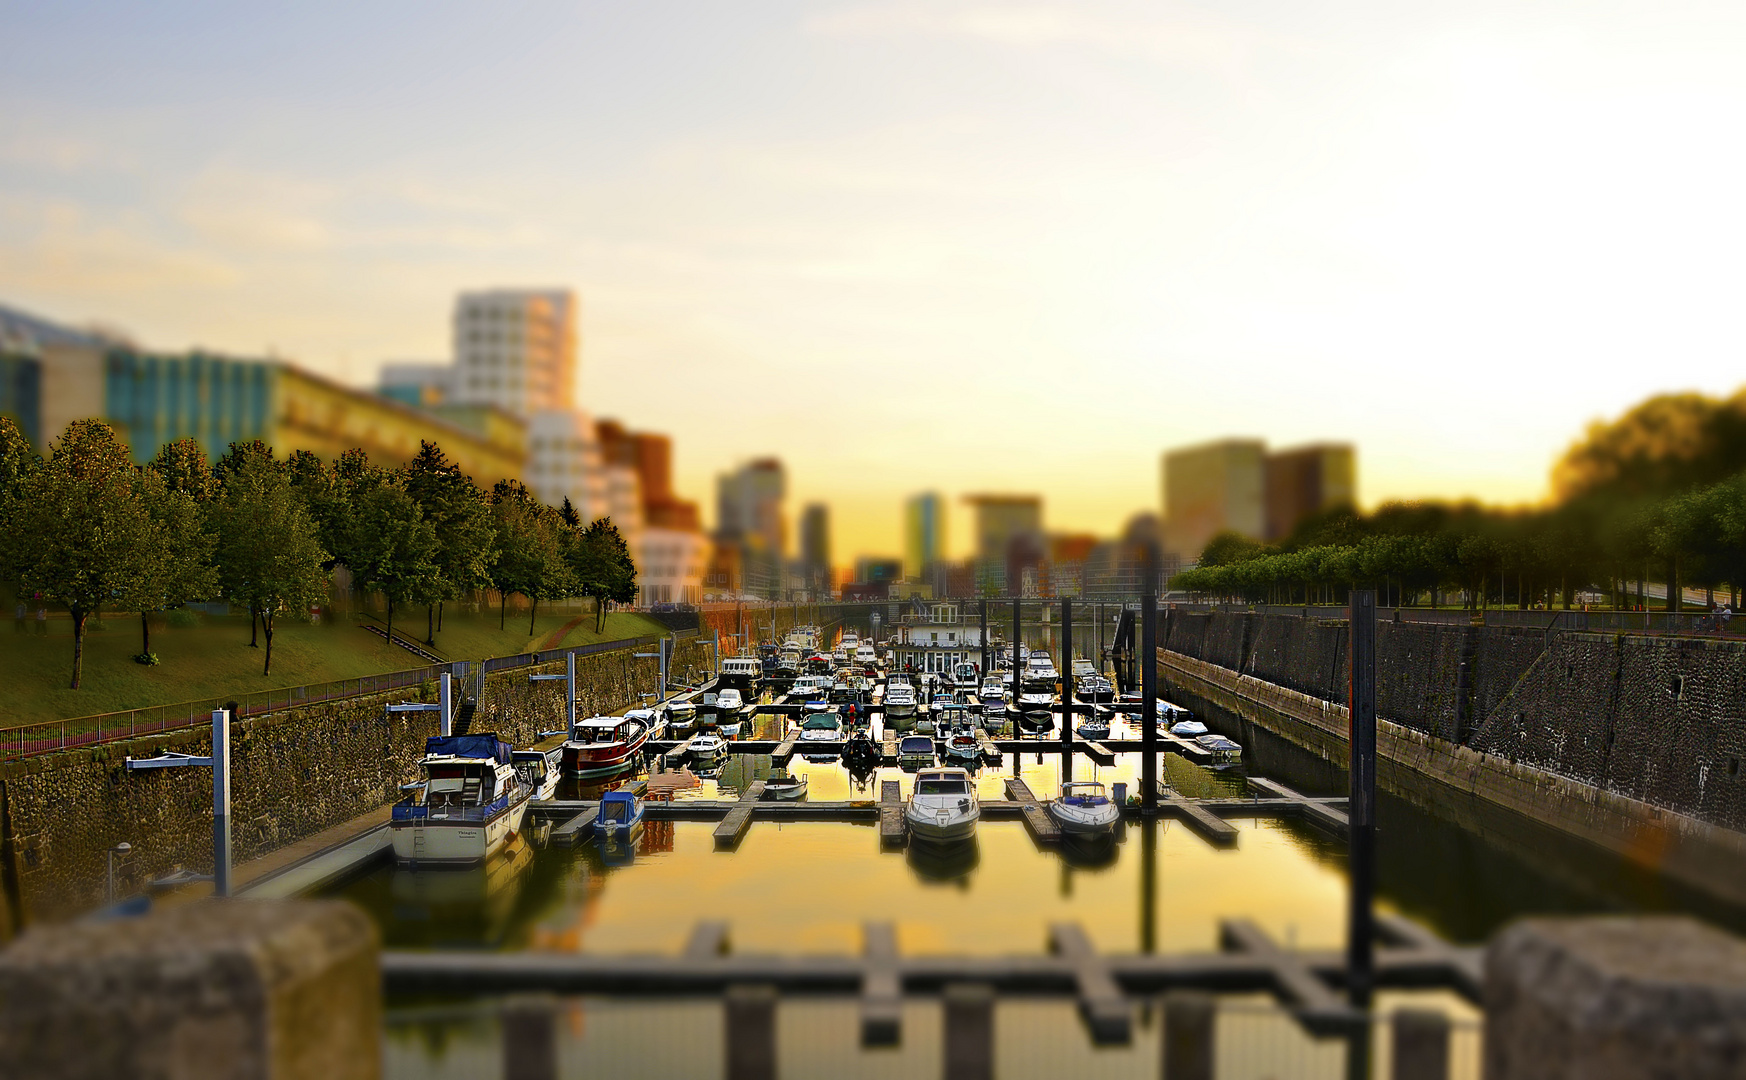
[1048,781,1120,838]
[763,769,808,800]
[944,731,981,763]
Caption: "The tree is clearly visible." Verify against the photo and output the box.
[487,480,567,634]
[149,437,218,503]
[214,451,330,676]
[285,449,350,565]
[402,441,497,643]
[12,421,158,688]
[342,481,439,654]
[576,517,638,633]
[0,417,41,585]
[122,470,218,657]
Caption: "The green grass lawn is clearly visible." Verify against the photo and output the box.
[0,604,670,729]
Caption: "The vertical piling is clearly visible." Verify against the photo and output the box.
[1060,598,1074,753]
[1162,991,1216,1080]
[211,708,231,898]
[1390,1009,1450,1080]
[1139,817,1157,953]
[1141,593,1158,814]
[502,996,558,1080]
[1348,589,1378,1009]
[439,671,453,738]
[725,984,778,1080]
[942,983,995,1080]
[1012,599,1022,735]
[980,600,988,675]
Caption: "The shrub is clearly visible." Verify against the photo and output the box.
[133,652,160,666]
[167,608,200,629]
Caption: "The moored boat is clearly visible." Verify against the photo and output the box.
[905,767,980,844]
[512,746,562,802]
[392,734,531,866]
[563,714,652,778]
[1048,781,1120,838]
[763,769,809,800]
[596,790,645,842]
[898,733,936,768]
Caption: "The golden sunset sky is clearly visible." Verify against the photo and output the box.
[4,2,1745,559]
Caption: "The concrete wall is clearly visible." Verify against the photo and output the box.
[0,636,711,929]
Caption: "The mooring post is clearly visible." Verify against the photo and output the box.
[439,671,453,738]
[1141,593,1158,815]
[1060,598,1074,753]
[1012,598,1022,734]
[211,708,231,898]
[1162,991,1215,1080]
[943,983,995,1080]
[979,599,988,674]
[1390,1009,1450,1080]
[1348,588,1378,1009]
[725,984,778,1080]
[565,652,577,737]
[502,995,558,1080]
[1139,817,1157,953]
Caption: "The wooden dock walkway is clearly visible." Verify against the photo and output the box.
[880,730,898,763]
[712,781,766,851]
[551,806,600,847]
[1161,786,1239,847]
[1245,776,1350,838]
[878,780,906,850]
[861,922,902,1044]
[770,727,798,765]
[1004,778,1063,845]
[1051,922,1131,1043]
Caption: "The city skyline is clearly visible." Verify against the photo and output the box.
[6,2,1746,559]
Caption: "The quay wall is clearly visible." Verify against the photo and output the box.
[1156,610,1746,906]
[0,637,710,930]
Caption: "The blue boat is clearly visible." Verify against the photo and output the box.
[596,790,645,842]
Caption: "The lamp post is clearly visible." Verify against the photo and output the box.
[106,842,132,904]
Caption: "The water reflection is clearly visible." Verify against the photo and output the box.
[906,838,981,885]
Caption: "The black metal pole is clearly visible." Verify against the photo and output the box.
[1060,598,1073,753]
[1141,591,1158,814]
[1347,588,1377,1010]
[1012,599,1022,737]
[979,599,988,675]
[1139,816,1157,953]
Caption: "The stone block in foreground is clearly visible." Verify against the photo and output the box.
[1485,915,1746,1079]
[0,898,380,1080]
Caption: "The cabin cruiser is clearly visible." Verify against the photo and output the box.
[393,734,531,865]
[663,699,698,737]
[857,644,879,666]
[563,714,652,778]
[1015,676,1057,734]
[1048,781,1121,838]
[1076,672,1115,703]
[512,747,562,802]
[976,677,1008,726]
[1024,651,1058,682]
[798,710,844,762]
[719,655,762,694]
[952,661,981,691]
[689,731,727,765]
[883,682,918,729]
[714,688,746,738]
[905,768,980,844]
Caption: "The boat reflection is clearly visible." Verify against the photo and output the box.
[558,761,643,802]
[387,834,537,947]
[906,837,981,885]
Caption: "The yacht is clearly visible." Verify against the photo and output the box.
[976,677,1008,728]
[856,643,879,666]
[1015,676,1057,734]
[1076,713,1112,741]
[563,714,652,778]
[952,661,981,691]
[664,699,698,737]
[719,655,762,694]
[882,683,918,729]
[905,768,980,844]
[512,747,562,802]
[1048,781,1121,838]
[392,734,531,865]
[689,731,727,765]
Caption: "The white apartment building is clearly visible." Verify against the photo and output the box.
[452,290,577,418]
[526,409,607,519]
[638,527,707,607]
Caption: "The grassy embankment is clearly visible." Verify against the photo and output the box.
[0,604,670,729]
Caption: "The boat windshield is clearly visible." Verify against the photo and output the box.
[916,778,971,795]
[601,800,634,823]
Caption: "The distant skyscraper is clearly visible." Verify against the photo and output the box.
[800,504,831,597]
[451,289,577,418]
[717,458,787,598]
[903,492,947,580]
[963,494,1042,595]
[1264,444,1357,541]
[1162,439,1266,560]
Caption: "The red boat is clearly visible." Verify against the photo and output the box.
[563,714,651,778]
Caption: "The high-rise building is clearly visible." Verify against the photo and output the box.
[527,410,607,520]
[903,492,947,580]
[717,459,786,599]
[450,289,577,418]
[800,504,831,598]
[963,494,1041,594]
[1264,444,1356,541]
[1162,439,1266,561]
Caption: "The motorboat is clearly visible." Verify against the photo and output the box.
[718,656,762,694]
[977,677,1008,725]
[392,734,531,866]
[1169,719,1208,737]
[856,644,879,666]
[952,661,981,690]
[1197,733,1243,759]
[596,790,645,842]
[1076,714,1112,741]
[842,731,882,774]
[1077,673,1116,703]
[1048,781,1121,838]
[512,746,562,802]
[799,710,844,762]
[905,768,980,844]
[1015,679,1056,734]
[664,699,698,737]
[689,731,728,765]
[1024,651,1058,682]
[715,688,746,738]
[943,730,981,763]
[898,734,936,768]
[763,769,809,800]
[883,683,918,729]
[563,713,652,778]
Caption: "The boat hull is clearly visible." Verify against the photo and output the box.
[906,810,979,844]
[1048,802,1120,836]
[392,795,529,866]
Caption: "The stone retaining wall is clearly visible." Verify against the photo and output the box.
[0,636,711,930]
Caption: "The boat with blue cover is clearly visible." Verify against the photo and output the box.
[596,790,645,842]
[392,734,531,866]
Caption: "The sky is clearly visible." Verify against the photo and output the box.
[3,1,1746,560]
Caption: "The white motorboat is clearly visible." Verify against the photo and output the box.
[905,768,980,844]
[715,687,746,737]
[1048,781,1121,837]
[763,769,809,800]
[393,734,531,866]
[511,747,562,802]
[897,734,936,768]
[857,644,879,666]
[1169,719,1208,737]
[798,710,844,760]
[689,732,727,764]
[664,699,698,737]
[883,684,918,728]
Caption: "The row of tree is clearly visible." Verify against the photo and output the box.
[0,418,637,687]
[1172,386,1746,609]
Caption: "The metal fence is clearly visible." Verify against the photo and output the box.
[1170,601,1738,637]
[0,630,702,763]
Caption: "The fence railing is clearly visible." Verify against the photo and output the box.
[1168,602,1738,636]
[0,629,705,763]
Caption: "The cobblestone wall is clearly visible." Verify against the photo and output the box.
[0,636,712,930]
